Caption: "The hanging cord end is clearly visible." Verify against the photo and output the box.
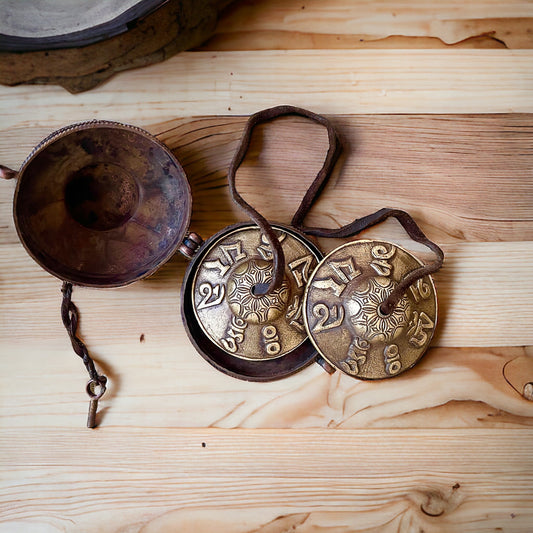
[61,281,108,428]
[0,164,17,180]
[86,375,107,428]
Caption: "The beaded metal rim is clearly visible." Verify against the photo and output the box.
[13,120,192,287]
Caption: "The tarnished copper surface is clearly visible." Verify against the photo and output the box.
[303,239,438,380]
[13,120,192,287]
[182,222,322,381]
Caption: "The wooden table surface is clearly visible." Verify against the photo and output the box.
[1,1,532,531]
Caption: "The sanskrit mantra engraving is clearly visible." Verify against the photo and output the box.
[192,224,320,361]
[303,239,437,379]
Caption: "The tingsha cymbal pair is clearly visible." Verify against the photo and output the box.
[0,106,444,428]
[181,106,444,383]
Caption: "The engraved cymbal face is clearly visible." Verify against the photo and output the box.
[303,240,437,379]
[181,223,322,381]
[192,225,320,361]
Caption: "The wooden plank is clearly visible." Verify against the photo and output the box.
[3,113,532,243]
[207,0,533,50]
[0,113,532,430]
[1,323,532,429]
[0,50,532,155]
[1,428,532,532]
[152,114,533,244]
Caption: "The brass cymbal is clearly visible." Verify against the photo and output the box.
[181,222,323,381]
[303,239,437,380]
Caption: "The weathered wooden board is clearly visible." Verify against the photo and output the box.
[1,50,532,149]
[152,114,533,244]
[205,0,533,50]
[1,428,532,532]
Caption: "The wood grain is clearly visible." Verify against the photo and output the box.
[1,428,532,532]
[205,0,533,50]
[0,114,532,433]
[152,114,533,244]
[1,50,532,154]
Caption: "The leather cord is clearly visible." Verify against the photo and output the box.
[295,207,444,315]
[61,282,107,394]
[229,105,443,314]
[227,105,342,294]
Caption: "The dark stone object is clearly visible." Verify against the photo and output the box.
[0,0,233,93]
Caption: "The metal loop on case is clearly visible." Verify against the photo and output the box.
[86,376,107,400]
[179,232,204,258]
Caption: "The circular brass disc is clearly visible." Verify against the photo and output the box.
[192,224,320,361]
[181,222,322,381]
[303,239,437,380]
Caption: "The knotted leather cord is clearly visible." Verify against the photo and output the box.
[230,107,443,314]
[61,282,107,391]
[228,105,342,294]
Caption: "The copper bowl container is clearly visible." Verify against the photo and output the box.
[6,120,192,287]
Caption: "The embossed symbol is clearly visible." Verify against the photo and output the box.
[407,310,435,347]
[286,295,305,332]
[197,282,225,310]
[345,276,411,343]
[311,303,345,333]
[227,259,290,323]
[341,336,370,376]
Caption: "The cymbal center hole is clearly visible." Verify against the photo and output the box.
[251,283,269,296]
[378,304,392,317]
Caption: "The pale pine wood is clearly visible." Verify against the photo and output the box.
[0,113,532,434]
[1,328,532,429]
[206,0,533,50]
[1,9,533,530]
[1,50,533,157]
[1,428,532,532]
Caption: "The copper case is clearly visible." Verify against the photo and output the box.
[11,120,192,287]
